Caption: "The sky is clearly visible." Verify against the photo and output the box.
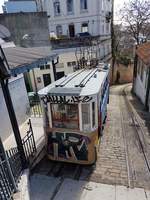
[114,0,129,23]
[0,0,4,13]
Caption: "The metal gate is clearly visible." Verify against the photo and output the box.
[0,140,21,200]
[22,119,37,162]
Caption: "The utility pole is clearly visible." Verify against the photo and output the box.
[0,46,27,169]
[52,57,59,81]
[145,67,150,111]
[111,0,115,84]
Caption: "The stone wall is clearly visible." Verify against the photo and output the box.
[0,12,50,47]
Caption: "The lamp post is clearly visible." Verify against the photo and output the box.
[0,46,27,169]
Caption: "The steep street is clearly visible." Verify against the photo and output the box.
[30,84,150,199]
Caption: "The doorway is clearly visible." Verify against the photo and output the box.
[56,71,65,80]
[69,24,75,37]
[43,74,51,87]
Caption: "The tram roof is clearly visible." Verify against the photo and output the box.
[38,63,110,97]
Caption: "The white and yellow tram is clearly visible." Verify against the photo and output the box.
[38,63,110,165]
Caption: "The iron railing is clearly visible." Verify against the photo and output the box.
[50,35,111,49]
[30,101,43,117]
[0,159,14,200]
[0,140,22,200]
[22,119,37,162]
[6,148,22,183]
[0,119,37,199]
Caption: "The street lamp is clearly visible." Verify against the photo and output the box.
[0,46,27,169]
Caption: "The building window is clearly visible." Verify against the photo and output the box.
[81,23,88,32]
[56,71,64,80]
[106,23,110,34]
[140,63,144,82]
[67,61,76,67]
[92,102,95,128]
[37,77,41,83]
[67,0,73,13]
[54,1,61,16]
[102,21,105,34]
[51,104,79,129]
[82,104,91,131]
[56,25,63,36]
[40,64,50,70]
[80,0,88,10]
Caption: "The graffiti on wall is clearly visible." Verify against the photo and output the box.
[47,132,91,161]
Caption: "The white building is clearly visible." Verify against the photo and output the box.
[40,0,112,38]
[34,0,112,91]
[133,42,150,111]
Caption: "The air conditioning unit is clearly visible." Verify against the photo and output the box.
[106,12,112,23]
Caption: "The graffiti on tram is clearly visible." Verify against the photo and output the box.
[47,132,91,161]
[41,95,93,105]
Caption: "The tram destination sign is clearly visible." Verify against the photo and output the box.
[41,95,93,104]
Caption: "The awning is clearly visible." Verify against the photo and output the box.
[3,46,58,76]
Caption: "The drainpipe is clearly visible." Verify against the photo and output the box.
[145,67,150,111]
[52,57,59,81]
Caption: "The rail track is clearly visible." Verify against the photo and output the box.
[120,85,150,188]
[32,84,150,189]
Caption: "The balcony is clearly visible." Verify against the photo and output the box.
[50,35,111,50]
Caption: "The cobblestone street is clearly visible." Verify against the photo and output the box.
[30,84,150,199]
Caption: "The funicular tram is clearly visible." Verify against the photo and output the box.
[38,63,110,165]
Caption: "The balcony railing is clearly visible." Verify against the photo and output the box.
[50,35,111,50]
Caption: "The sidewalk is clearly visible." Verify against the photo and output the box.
[30,175,150,200]
[3,117,45,151]
[125,85,150,134]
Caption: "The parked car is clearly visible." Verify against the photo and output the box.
[76,32,91,38]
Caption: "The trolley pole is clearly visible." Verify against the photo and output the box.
[52,57,59,81]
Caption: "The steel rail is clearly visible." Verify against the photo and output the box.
[119,94,133,188]
[123,86,150,174]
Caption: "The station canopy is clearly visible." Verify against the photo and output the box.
[2,46,58,76]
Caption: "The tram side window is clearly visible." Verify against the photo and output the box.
[51,104,79,129]
[82,104,91,131]
[101,78,108,100]
[92,102,95,128]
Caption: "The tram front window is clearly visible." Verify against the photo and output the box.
[51,104,79,129]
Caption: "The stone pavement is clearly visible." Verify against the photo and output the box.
[30,174,150,200]
[31,84,150,190]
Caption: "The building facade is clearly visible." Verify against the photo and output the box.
[133,42,150,112]
[40,0,112,38]
[35,0,112,89]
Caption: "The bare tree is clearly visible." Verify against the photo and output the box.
[121,0,150,44]
[120,0,150,89]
